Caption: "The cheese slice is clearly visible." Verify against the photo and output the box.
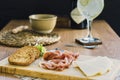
[75,56,113,77]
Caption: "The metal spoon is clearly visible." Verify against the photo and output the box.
[65,43,97,49]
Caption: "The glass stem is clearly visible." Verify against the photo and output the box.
[86,19,93,38]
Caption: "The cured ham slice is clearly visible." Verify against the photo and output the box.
[40,50,79,71]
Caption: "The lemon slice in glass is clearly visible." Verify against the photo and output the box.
[70,8,85,24]
[80,0,89,6]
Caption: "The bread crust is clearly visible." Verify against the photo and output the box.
[8,46,40,66]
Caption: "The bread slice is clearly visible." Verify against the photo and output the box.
[8,46,40,66]
[23,46,40,59]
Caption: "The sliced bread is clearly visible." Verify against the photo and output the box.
[8,46,40,66]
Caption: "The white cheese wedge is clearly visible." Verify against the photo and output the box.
[75,56,113,77]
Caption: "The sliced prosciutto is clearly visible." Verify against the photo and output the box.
[40,50,79,71]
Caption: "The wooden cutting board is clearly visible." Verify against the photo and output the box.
[0,55,120,80]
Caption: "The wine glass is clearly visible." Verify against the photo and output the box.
[76,0,104,48]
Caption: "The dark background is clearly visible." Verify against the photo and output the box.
[0,0,120,36]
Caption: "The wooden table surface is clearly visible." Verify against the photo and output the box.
[0,20,120,80]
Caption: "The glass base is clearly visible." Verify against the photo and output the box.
[75,37,102,49]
